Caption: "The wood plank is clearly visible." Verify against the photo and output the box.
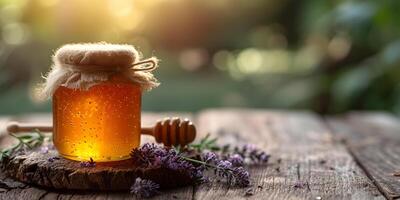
[326,112,400,200]
[0,112,194,200]
[194,109,384,200]
[39,187,192,200]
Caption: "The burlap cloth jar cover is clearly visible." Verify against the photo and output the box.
[42,42,159,97]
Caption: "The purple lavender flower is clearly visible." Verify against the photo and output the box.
[40,146,49,154]
[130,178,160,198]
[214,160,250,187]
[228,154,244,167]
[257,152,270,163]
[216,160,233,169]
[215,160,233,180]
[130,143,255,190]
[202,152,218,163]
[233,167,250,187]
[47,156,60,162]
[131,143,167,168]
[131,144,204,181]
[243,144,257,152]
[162,152,190,171]
[293,181,306,189]
[234,144,270,164]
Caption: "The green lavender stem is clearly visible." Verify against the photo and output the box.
[180,156,234,172]
[0,130,46,161]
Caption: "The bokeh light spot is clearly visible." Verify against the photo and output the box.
[2,22,28,45]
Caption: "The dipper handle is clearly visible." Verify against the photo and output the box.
[6,123,53,133]
[6,117,196,146]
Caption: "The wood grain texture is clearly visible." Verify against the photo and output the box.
[0,110,393,200]
[0,112,195,200]
[326,112,400,200]
[194,109,384,200]
[1,150,195,191]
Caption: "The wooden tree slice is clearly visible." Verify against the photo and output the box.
[0,148,194,191]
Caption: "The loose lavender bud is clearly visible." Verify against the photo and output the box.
[130,178,160,198]
[257,152,270,163]
[228,154,244,167]
[80,158,96,167]
[40,146,49,154]
[293,181,306,189]
[80,162,96,167]
[47,156,60,162]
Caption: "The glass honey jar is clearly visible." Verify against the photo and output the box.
[43,43,159,162]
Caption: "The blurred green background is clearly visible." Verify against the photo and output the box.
[0,0,400,115]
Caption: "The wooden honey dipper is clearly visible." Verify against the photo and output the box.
[6,117,196,146]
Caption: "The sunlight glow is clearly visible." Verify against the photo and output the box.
[107,0,134,17]
[39,0,59,7]
[237,48,263,74]
[2,22,28,45]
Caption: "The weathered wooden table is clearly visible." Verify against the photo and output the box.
[0,109,399,200]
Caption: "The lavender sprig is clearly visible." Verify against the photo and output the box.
[227,154,244,167]
[189,135,270,165]
[130,178,160,198]
[130,133,271,189]
[202,151,218,163]
[176,152,251,187]
[232,144,270,164]
[131,144,252,188]
[189,134,220,152]
[0,130,46,161]
[130,144,203,180]
[202,155,250,187]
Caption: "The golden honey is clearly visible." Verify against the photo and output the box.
[52,75,141,162]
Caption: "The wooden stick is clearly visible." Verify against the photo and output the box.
[6,118,196,146]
